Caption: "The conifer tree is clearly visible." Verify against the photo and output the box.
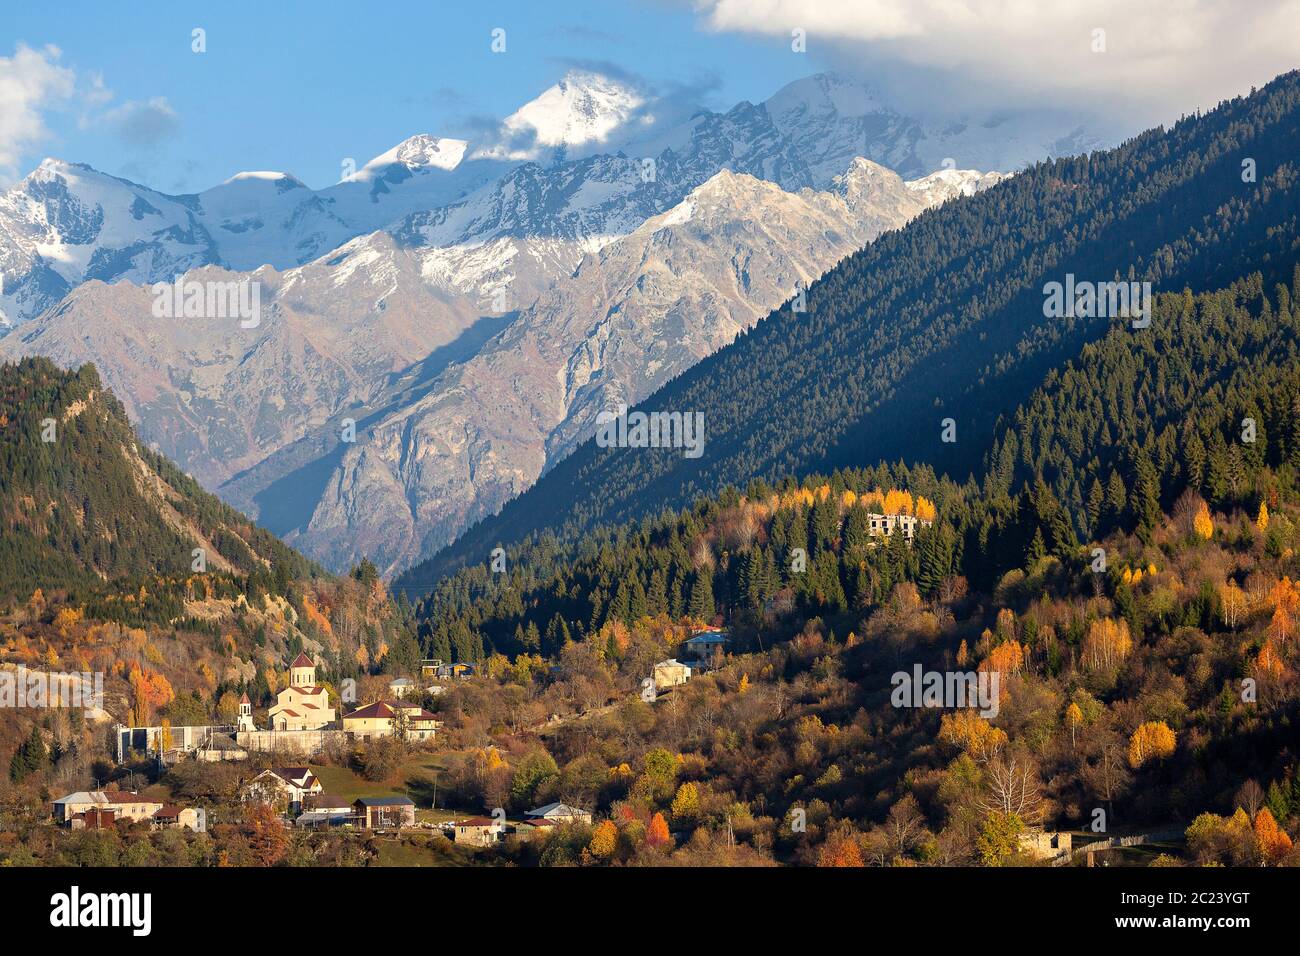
[688,570,715,621]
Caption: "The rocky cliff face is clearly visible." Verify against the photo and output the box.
[257,161,1000,574]
[0,68,1044,575]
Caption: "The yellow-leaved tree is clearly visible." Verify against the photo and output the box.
[1128,721,1176,768]
[1065,702,1084,747]
[1219,581,1248,629]
[671,782,701,823]
[980,639,1024,675]
[1081,618,1133,672]
[1193,501,1214,540]
[939,710,1007,760]
[588,820,618,860]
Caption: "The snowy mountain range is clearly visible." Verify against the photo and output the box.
[0,69,1095,573]
[0,70,1100,328]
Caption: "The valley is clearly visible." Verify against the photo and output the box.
[1,7,1298,899]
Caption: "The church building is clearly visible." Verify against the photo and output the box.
[266,652,336,731]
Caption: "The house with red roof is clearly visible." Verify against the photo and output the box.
[52,791,165,826]
[152,805,203,831]
[452,815,505,846]
[342,699,440,742]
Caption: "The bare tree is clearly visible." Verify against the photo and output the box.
[883,794,928,856]
[1236,779,1265,817]
[978,754,1045,824]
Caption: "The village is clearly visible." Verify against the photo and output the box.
[42,629,737,853]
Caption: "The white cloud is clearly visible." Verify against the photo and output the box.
[695,0,1300,121]
[0,44,75,178]
[105,97,180,146]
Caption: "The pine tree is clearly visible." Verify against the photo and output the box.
[1106,469,1128,525]
[1026,527,1047,567]
[1085,477,1105,535]
[843,507,872,560]
[647,568,668,616]
[629,576,648,621]
[1133,450,1162,541]
[1183,430,1207,491]
[917,524,952,596]
[811,496,840,554]
[8,727,47,782]
[688,570,715,622]
[1226,443,1247,498]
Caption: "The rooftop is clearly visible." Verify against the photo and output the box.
[684,632,729,644]
[457,816,501,827]
[355,796,415,807]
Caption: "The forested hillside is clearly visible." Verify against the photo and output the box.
[0,357,316,598]
[402,69,1300,591]
[418,271,1300,657]
[983,270,1300,542]
[398,270,1300,866]
[0,358,421,788]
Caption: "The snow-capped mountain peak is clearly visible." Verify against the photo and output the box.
[767,72,890,126]
[360,134,468,176]
[483,70,644,159]
[28,157,80,180]
[905,167,1007,204]
[223,170,304,185]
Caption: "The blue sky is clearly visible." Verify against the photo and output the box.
[0,1,830,192]
[4,1,1296,192]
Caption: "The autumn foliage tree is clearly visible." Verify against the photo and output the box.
[671,782,701,824]
[588,820,618,860]
[243,801,289,867]
[1193,501,1214,540]
[1128,721,1177,769]
[128,665,174,726]
[939,710,1008,760]
[980,639,1024,676]
[1082,618,1133,672]
[817,825,865,867]
[1253,808,1292,864]
[646,812,671,848]
[1065,702,1084,747]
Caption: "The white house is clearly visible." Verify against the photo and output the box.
[526,802,592,825]
[243,766,323,812]
[453,815,506,846]
[53,791,166,826]
[653,659,691,690]
[388,677,417,699]
[865,512,931,541]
